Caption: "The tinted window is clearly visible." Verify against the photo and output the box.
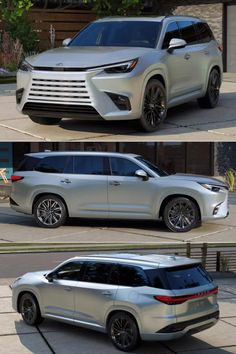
[83,262,112,284]
[54,261,84,281]
[162,22,180,49]
[35,156,73,173]
[178,21,198,45]
[146,264,212,290]
[17,156,41,171]
[110,157,140,176]
[74,156,106,175]
[117,265,148,287]
[69,21,161,48]
[195,22,214,43]
[135,156,168,176]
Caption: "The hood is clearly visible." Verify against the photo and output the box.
[23,270,49,278]
[27,46,152,69]
[168,174,228,187]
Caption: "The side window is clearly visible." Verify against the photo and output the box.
[178,21,198,45]
[110,157,140,177]
[35,156,73,174]
[17,156,41,171]
[74,156,107,175]
[83,262,112,284]
[162,22,180,49]
[117,265,149,287]
[54,261,84,281]
[195,22,214,43]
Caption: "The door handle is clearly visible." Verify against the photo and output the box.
[184,53,191,60]
[102,291,112,297]
[204,50,209,56]
[64,287,72,292]
[60,179,71,184]
[109,181,121,186]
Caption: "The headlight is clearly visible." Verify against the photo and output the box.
[104,58,139,74]
[198,183,222,192]
[18,60,34,72]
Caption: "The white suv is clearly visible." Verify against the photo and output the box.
[16,16,223,132]
[10,152,229,232]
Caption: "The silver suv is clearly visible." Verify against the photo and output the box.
[10,151,229,232]
[11,253,219,352]
[16,16,222,132]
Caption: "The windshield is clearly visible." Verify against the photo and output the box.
[69,21,161,48]
[135,156,168,176]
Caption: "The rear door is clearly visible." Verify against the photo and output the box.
[74,262,118,327]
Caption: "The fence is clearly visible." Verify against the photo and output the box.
[0,8,96,51]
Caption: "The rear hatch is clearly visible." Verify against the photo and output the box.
[145,263,219,330]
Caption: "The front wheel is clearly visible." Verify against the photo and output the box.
[197,68,220,108]
[163,197,199,233]
[19,293,43,326]
[108,312,140,352]
[29,116,62,125]
[139,79,167,132]
[33,195,67,228]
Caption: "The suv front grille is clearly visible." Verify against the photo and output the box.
[23,102,99,116]
[28,78,91,104]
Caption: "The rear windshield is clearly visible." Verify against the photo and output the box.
[16,156,41,171]
[145,264,212,290]
[69,21,161,48]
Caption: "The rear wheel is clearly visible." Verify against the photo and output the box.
[163,197,199,233]
[33,194,67,228]
[108,312,140,352]
[198,68,220,108]
[19,293,43,326]
[29,116,62,125]
[139,79,167,132]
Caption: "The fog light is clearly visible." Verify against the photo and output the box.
[105,92,131,111]
[213,203,222,215]
[16,88,24,104]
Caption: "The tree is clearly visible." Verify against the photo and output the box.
[0,0,38,53]
[1,0,33,23]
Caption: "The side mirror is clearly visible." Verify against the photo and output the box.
[167,38,187,53]
[46,272,55,282]
[62,38,71,47]
[135,169,149,181]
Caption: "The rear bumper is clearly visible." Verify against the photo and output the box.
[141,310,219,341]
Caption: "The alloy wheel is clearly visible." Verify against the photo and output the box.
[36,198,63,226]
[209,70,220,105]
[167,200,196,231]
[143,84,166,127]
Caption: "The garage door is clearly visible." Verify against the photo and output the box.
[227,5,236,72]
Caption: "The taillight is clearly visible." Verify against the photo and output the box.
[218,44,223,52]
[11,175,24,183]
[154,288,218,305]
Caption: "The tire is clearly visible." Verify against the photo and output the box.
[197,68,220,108]
[139,79,167,132]
[19,293,43,326]
[163,197,199,233]
[29,116,62,125]
[108,312,140,352]
[33,194,67,228]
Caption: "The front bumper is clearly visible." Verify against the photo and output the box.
[17,68,143,121]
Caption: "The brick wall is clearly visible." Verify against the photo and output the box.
[173,3,223,44]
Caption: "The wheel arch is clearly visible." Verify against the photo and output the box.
[106,309,141,333]
[17,290,40,313]
[32,193,69,216]
[159,194,202,221]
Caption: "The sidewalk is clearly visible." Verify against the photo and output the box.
[1,276,236,354]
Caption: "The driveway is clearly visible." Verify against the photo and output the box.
[0,198,235,244]
[0,79,236,141]
[1,276,236,354]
